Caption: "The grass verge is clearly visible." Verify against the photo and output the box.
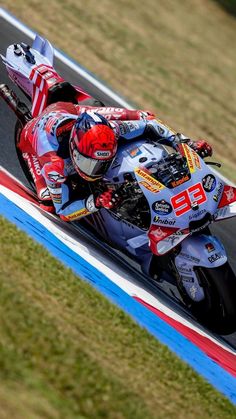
[0,216,236,418]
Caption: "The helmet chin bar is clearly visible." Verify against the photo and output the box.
[76,166,102,182]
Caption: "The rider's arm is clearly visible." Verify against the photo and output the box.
[41,156,98,221]
[34,122,98,221]
[111,118,213,158]
[111,118,176,142]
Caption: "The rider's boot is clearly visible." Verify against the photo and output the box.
[22,152,55,213]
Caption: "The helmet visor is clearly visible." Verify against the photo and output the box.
[73,149,113,178]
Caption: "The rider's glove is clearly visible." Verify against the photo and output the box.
[138,110,156,120]
[95,188,121,210]
[188,139,213,159]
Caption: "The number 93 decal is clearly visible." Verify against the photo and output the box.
[171,182,207,217]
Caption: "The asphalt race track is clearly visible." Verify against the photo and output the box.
[1,17,236,347]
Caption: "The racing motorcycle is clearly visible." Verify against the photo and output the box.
[1,35,236,334]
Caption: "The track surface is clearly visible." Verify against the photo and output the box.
[1,17,236,347]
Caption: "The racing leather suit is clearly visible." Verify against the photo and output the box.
[19,102,211,221]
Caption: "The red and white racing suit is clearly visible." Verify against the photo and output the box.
[19,102,211,221]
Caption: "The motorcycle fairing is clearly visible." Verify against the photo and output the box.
[105,141,226,256]
[213,185,236,221]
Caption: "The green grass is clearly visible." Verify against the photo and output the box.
[3,0,236,179]
[0,216,236,418]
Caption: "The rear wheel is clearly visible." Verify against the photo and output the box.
[178,262,236,335]
[15,120,36,191]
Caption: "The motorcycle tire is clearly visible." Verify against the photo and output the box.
[15,120,36,191]
[179,262,236,335]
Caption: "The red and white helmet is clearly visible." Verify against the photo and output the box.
[69,111,117,181]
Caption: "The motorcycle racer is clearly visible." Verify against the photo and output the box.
[18,101,212,221]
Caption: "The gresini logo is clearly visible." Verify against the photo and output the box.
[225,187,235,202]
[151,227,166,238]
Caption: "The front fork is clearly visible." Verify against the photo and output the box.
[174,234,227,302]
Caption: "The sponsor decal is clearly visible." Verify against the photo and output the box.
[189,209,206,220]
[218,185,236,208]
[56,120,75,136]
[205,242,215,253]
[22,153,40,181]
[128,147,142,158]
[66,208,90,221]
[171,174,190,188]
[94,150,111,158]
[118,123,128,136]
[190,285,198,300]
[48,172,65,183]
[51,193,62,201]
[45,117,58,134]
[86,195,96,212]
[192,151,201,170]
[153,216,176,225]
[48,186,62,193]
[225,186,235,202]
[213,182,224,202]
[135,168,165,190]
[178,262,192,274]
[214,206,228,219]
[162,228,189,247]
[208,252,224,263]
[150,226,167,238]
[157,126,165,135]
[152,200,173,215]
[126,121,139,131]
[179,252,200,263]
[31,155,42,176]
[181,275,194,283]
[202,174,216,193]
[39,188,51,200]
[182,144,195,173]
[139,181,160,193]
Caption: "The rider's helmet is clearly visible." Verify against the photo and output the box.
[69,111,117,181]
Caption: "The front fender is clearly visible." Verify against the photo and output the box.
[174,234,227,302]
[175,234,227,270]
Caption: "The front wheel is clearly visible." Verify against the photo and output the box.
[178,262,236,335]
